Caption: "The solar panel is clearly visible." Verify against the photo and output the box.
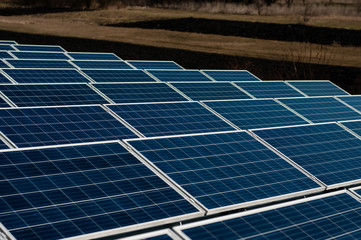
[0,141,201,240]
[93,83,188,103]
[147,70,212,82]
[6,59,75,69]
[170,82,252,101]
[252,123,361,188]
[175,191,361,240]
[202,70,261,81]
[72,60,133,69]
[337,95,361,112]
[0,51,13,59]
[107,102,235,137]
[0,40,17,44]
[0,60,10,69]
[0,84,109,107]
[11,51,70,60]
[0,105,137,148]
[121,229,179,240]
[0,44,15,51]
[0,96,11,107]
[204,99,308,129]
[127,61,183,70]
[13,44,65,52]
[82,69,157,83]
[3,69,90,83]
[126,131,322,213]
[287,80,350,96]
[0,72,12,83]
[68,52,121,60]
[339,119,361,138]
[278,97,361,123]
[234,81,304,98]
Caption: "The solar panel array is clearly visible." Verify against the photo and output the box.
[1,40,361,240]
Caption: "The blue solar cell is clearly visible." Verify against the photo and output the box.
[0,142,200,240]
[202,70,261,81]
[287,81,349,96]
[235,81,304,98]
[171,82,252,101]
[147,70,212,82]
[278,97,361,123]
[72,60,133,69]
[13,45,65,52]
[6,60,75,68]
[126,131,321,211]
[0,60,10,69]
[204,99,308,129]
[0,84,109,107]
[3,69,90,83]
[177,192,361,240]
[107,102,234,137]
[93,83,187,103]
[11,52,70,60]
[0,105,137,148]
[68,52,121,60]
[337,96,361,112]
[253,123,361,187]
[0,45,15,51]
[0,51,13,59]
[127,61,183,70]
[82,69,157,82]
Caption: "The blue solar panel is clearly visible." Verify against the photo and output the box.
[0,105,137,148]
[0,45,15,51]
[72,60,133,69]
[253,123,361,187]
[13,45,65,52]
[147,70,212,82]
[235,81,304,98]
[171,82,252,101]
[204,99,308,129]
[0,40,17,44]
[0,142,200,240]
[340,119,361,138]
[202,70,261,81]
[287,81,349,96]
[82,69,157,82]
[126,131,321,212]
[68,52,121,60]
[11,52,70,60]
[0,51,13,59]
[107,102,234,137]
[176,192,361,239]
[278,97,361,123]
[0,96,11,107]
[0,133,9,149]
[93,83,188,103]
[0,73,12,83]
[0,84,109,107]
[127,61,183,70]
[0,60,10,69]
[3,69,90,83]
[6,60,75,69]
[337,96,361,112]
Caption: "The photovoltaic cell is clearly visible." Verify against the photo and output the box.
[0,84,109,107]
[278,97,361,123]
[147,70,212,82]
[202,70,261,82]
[13,45,65,52]
[234,81,304,98]
[82,69,157,83]
[0,142,200,240]
[204,99,308,130]
[0,105,137,148]
[0,51,13,59]
[107,102,234,137]
[72,60,133,69]
[252,123,361,187]
[0,45,15,51]
[171,82,251,101]
[3,69,90,83]
[176,192,361,240]
[11,52,70,60]
[6,60,75,69]
[68,52,121,60]
[93,83,187,103]
[287,81,349,96]
[337,95,361,112]
[126,131,321,212]
[127,61,183,70]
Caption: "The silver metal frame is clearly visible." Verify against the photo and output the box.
[117,229,182,240]
[79,69,160,83]
[65,52,122,61]
[0,44,16,52]
[201,69,262,82]
[12,44,66,52]
[0,222,16,240]
[71,60,136,70]
[145,69,215,82]
[286,80,351,96]
[0,40,17,44]
[125,60,185,70]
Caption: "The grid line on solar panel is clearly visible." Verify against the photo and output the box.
[251,122,361,188]
[5,59,75,69]
[147,70,214,82]
[92,83,188,103]
[67,52,122,61]
[0,105,138,148]
[201,70,261,82]
[287,80,350,97]
[170,82,253,101]
[0,59,11,69]
[106,101,235,137]
[0,131,11,149]
[127,61,184,70]
[0,51,14,59]
[71,60,134,70]
[0,71,13,84]
[13,45,65,52]
[0,45,15,51]
[0,141,202,240]
[82,69,158,83]
[203,99,309,130]
[277,96,361,123]
[174,191,361,240]
[11,51,70,60]
[125,131,323,214]
[336,96,361,114]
